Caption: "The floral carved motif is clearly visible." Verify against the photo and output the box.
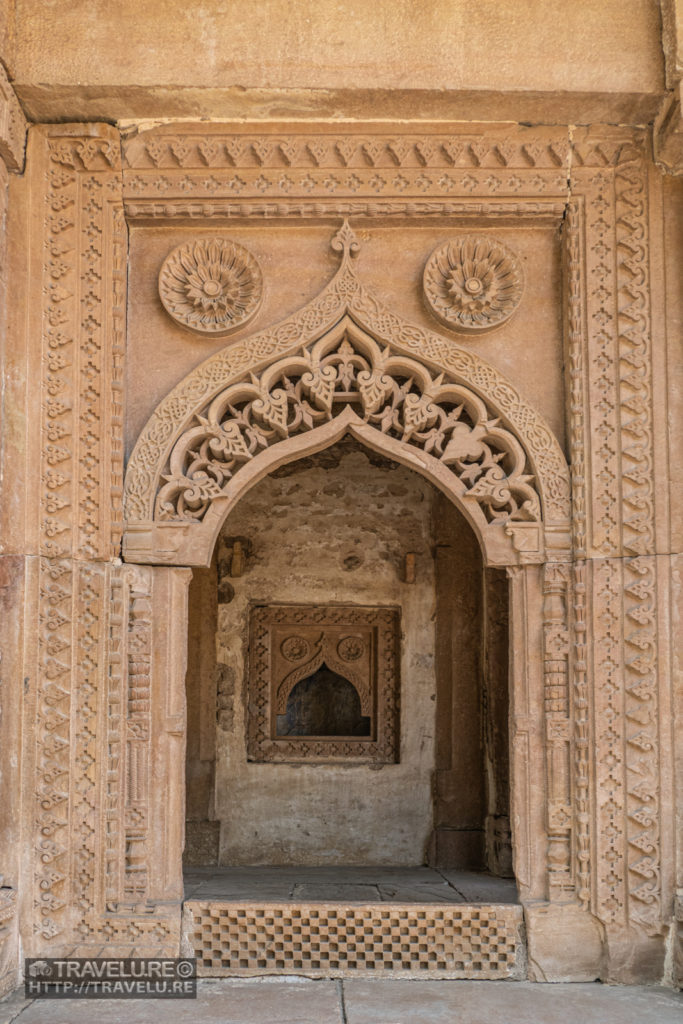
[423,236,523,333]
[125,222,568,545]
[156,329,541,527]
[281,636,311,662]
[338,636,365,661]
[158,238,263,335]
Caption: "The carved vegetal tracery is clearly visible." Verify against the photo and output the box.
[156,316,541,527]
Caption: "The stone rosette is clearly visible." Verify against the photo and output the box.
[337,636,365,661]
[281,636,311,662]
[423,235,523,334]
[158,237,263,335]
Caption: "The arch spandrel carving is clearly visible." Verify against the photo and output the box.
[123,222,570,567]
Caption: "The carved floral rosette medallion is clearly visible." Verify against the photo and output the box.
[423,235,523,333]
[337,636,365,661]
[281,636,311,662]
[158,237,263,335]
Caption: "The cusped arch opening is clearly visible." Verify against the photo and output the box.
[145,411,531,569]
[276,665,371,739]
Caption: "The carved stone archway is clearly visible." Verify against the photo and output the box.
[9,120,670,986]
[117,222,580,967]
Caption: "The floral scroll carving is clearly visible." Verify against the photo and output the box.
[158,238,263,335]
[423,236,523,333]
[156,329,541,528]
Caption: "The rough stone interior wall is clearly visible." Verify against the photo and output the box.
[194,440,439,865]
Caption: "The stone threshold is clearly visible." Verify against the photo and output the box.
[183,869,524,980]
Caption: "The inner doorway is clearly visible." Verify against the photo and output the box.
[183,436,512,880]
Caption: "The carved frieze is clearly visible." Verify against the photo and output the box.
[247,605,400,763]
[423,236,523,333]
[569,131,664,940]
[542,563,573,900]
[155,324,542,529]
[121,127,572,216]
[158,238,263,335]
[27,126,181,958]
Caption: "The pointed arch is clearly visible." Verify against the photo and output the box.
[123,223,570,567]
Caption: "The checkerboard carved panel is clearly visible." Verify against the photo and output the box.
[186,901,525,979]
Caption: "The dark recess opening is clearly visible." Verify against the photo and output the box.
[276,663,371,737]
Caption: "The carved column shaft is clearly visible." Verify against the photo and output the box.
[542,564,573,900]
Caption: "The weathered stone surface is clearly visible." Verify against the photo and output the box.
[10,1,665,123]
[342,979,683,1024]
[525,902,604,982]
[209,447,438,866]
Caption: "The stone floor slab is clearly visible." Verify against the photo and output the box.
[7,978,342,1024]
[377,883,465,903]
[291,883,381,900]
[4,979,682,1024]
[0,988,30,1024]
[183,866,514,904]
[342,979,683,1024]
[439,872,519,903]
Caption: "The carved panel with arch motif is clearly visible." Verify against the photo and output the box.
[247,604,400,763]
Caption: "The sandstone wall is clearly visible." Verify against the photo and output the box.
[7,0,666,123]
[0,1,681,991]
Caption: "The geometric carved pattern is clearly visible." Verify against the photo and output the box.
[31,128,180,958]
[542,563,573,901]
[122,568,153,901]
[247,605,400,763]
[571,133,663,939]
[423,235,523,333]
[158,238,263,336]
[187,901,525,978]
[34,127,126,949]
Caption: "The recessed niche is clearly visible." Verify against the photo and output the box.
[276,663,371,737]
[247,604,400,763]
